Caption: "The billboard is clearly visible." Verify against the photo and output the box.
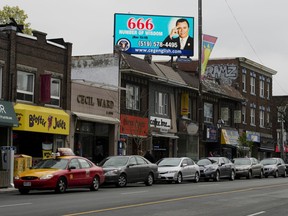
[114,13,194,57]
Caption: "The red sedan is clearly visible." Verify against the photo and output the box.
[14,155,105,194]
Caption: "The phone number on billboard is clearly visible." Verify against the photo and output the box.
[138,41,178,48]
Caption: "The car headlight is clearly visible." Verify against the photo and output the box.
[14,176,20,180]
[204,167,216,172]
[106,169,120,176]
[167,170,178,174]
[40,174,54,180]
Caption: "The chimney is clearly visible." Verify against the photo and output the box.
[32,30,47,44]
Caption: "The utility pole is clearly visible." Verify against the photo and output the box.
[198,0,203,158]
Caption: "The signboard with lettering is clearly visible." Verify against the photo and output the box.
[150,116,171,129]
[120,114,148,137]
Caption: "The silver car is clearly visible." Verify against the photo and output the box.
[156,157,200,183]
[260,158,287,178]
[233,157,264,179]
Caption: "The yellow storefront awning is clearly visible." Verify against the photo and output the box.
[221,129,239,146]
[13,103,70,135]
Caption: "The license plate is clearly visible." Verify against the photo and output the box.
[23,182,31,186]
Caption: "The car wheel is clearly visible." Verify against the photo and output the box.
[90,176,100,191]
[145,173,154,186]
[259,170,264,179]
[117,174,127,187]
[282,171,287,178]
[55,177,67,193]
[274,170,279,178]
[194,172,200,183]
[214,171,220,182]
[19,188,30,195]
[175,172,183,184]
[246,170,252,179]
[230,170,235,181]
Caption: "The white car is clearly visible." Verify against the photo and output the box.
[156,157,200,183]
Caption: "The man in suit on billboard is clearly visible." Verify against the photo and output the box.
[162,18,193,51]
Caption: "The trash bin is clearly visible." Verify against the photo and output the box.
[14,154,32,177]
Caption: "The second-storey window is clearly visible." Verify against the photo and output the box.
[259,110,265,127]
[204,102,213,123]
[260,80,264,98]
[126,84,140,110]
[50,78,61,106]
[242,72,246,92]
[250,108,255,126]
[17,71,34,102]
[155,91,168,115]
[267,82,270,99]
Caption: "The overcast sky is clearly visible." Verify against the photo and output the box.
[1,0,287,96]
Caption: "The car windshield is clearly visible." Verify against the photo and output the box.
[234,158,251,165]
[157,158,182,167]
[197,158,213,166]
[261,159,277,165]
[100,156,129,168]
[33,159,69,169]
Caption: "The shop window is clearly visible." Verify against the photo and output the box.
[155,91,168,115]
[126,84,140,110]
[17,71,34,102]
[204,102,213,123]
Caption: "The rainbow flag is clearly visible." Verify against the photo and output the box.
[201,34,218,79]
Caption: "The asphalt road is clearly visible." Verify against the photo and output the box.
[1,177,288,216]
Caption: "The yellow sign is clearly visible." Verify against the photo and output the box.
[181,93,189,116]
[221,129,239,146]
[13,103,70,135]
[42,150,52,159]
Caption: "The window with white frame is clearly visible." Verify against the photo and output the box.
[266,112,270,127]
[126,84,140,110]
[242,69,246,92]
[250,108,255,126]
[267,82,270,99]
[260,80,264,98]
[260,110,265,127]
[50,78,61,106]
[204,102,213,123]
[155,91,168,115]
[17,71,34,102]
[250,76,255,95]
[242,106,246,124]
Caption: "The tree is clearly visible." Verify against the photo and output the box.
[237,132,253,157]
[0,5,32,35]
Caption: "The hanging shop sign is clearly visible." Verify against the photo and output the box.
[221,129,239,146]
[0,101,18,127]
[246,131,260,142]
[120,114,148,137]
[13,103,70,135]
[150,116,171,129]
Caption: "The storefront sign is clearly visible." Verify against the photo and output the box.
[204,125,218,142]
[13,103,70,135]
[0,101,18,127]
[246,131,260,142]
[221,129,239,146]
[120,114,148,137]
[77,95,114,109]
[150,116,171,129]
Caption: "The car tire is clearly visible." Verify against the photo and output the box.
[19,188,30,195]
[274,170,279,178]
[214,171,220,182]
[90,176,100,191]
[175,172,183,184]
[194,172,200,183]
[145,173,154,186]
[117,174,127,187]
[55,177,67,193]
[259,170,264,179]
[230,170,235,181]
[246,170,252,179]
[282,171,287,178]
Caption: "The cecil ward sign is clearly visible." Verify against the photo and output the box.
[77,95,114,109]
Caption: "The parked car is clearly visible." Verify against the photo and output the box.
[197,157,236,181]
[14,155,105,194]
[232,157,264,179]
[156,157,200,183]
[260,158,287,178]
[99,155,159,187]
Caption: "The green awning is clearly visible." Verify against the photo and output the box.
[0,101,18,127]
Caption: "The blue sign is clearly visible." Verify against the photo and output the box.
[114,13,194,56]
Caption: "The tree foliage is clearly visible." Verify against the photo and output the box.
[237,132,253,157]
[0,5,32,35]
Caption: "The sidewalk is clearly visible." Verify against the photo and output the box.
[0,187,17,194]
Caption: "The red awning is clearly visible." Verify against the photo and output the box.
[275,145,288,153]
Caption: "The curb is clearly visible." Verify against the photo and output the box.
[0,188,17,194]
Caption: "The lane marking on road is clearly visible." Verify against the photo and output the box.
[247,211,266,216]
[0,203,32,208]
[63,183,288,216]
[121,191,148,195]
